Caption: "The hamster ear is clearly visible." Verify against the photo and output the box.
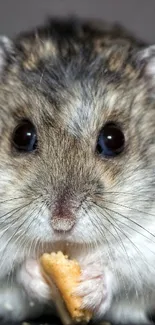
[136,45,155,88]
[0,36,14,76]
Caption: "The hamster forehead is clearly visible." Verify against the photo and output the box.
[0,60,146,149]
[2,45,145,137]
[7,20,147,145]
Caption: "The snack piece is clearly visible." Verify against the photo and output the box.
[40,251,92,323]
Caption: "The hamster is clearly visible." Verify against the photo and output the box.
[0,18,154,324]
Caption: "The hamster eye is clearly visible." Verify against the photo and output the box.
[96,123,125,157]
[12,120,37,152]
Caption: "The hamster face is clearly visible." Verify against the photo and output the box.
[0,20,155,272]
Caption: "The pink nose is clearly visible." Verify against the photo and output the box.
[51,203,76,232]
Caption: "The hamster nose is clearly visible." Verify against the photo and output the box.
[51,200,76,232]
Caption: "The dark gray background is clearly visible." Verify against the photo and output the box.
[0,0,155,43]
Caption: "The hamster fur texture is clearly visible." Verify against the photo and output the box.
[0,18,154,324]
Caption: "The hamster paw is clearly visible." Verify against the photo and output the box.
[75,260,113,318]
[17,259,51,302]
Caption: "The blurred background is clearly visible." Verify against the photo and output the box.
[0,0,154,43]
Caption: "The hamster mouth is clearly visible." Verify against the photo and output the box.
[47,240,80,251]
[35,239,88,259]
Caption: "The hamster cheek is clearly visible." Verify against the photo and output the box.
[17,259,51,302]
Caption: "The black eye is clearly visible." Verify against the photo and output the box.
[96,123,125,157]
[12,120,37,152]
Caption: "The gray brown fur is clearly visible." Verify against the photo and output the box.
[0,18,154,325]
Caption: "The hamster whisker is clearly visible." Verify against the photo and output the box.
[104,205,155,241]
[1,219,32,258]
[104,210,155,292]
[104,208,147,262]
[0,202,44,272]
[112,216,155,261]
[105,200,155,219]
[88,207,119,260]
[0,203,34,242]
[103,191,155,199]
[92,198,155,241]
[96,206,134,272]
[0,195,42,224]
[96,203,153,279]
[110,216,155,245]
[13,204,41,250]
[90,211,114,259]
[6,233,34,289]
[91,201,155,262]
[0,205,32,224]
[94,204,155,292]
[77,206,99,250]
[90,207,122,253]
[0,195,40,205]
[89,206,129,298]
[94,202,155,272]
[0,198,43,251]
[26,203,47,258]
[103,210,141,298]
[106,210,155,288]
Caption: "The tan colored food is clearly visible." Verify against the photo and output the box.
[40,251,92,323]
